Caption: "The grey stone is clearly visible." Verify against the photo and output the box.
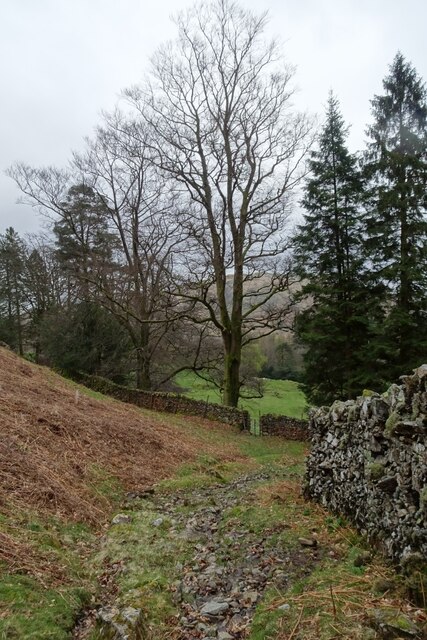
[298,537,318,547]
[200,601,229,616]
[97,606,118,624]
[304,366,427,570]
[368,609,419,638]
[97,605,144,639]
[152,517,164,527]
[111,513,132,525]
[241,590,259,604]
[121,607,142,625]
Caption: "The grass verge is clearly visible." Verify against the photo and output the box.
[248,485,426,639]
[0,513,97,639]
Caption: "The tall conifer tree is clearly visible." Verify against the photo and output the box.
[0,228,27,354]
[365,53,427,379]
[294,93,379,404]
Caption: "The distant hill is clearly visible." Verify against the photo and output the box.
[225,273,307,323]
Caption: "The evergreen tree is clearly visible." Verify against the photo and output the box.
[54,184,115,301]
[364,52,427,380]
[40,301,131,380]
[22,244,65,361]
[294,93,379,404]
[0,228,27,354]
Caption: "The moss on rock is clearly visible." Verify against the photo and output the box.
[366,462,385,481]
[384,410,400,437]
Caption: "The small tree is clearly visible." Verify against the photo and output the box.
[40,301,130,379]
[53,183,115,302]
[128,0,312,406]
[73,112,186,389]
[364,52,427,379]
[22,239,66,361]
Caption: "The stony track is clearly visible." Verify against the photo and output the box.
[86,469,320,640]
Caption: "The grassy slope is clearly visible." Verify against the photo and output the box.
[174,370,308,418]
[0,516,97,640]
[0,406,244,639]
[0,348,242,640]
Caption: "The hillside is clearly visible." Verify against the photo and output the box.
[0,348,242,603]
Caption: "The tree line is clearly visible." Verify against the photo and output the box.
[2,0,427,407]
[294,53,427,404]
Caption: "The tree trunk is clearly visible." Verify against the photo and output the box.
[220,239,244,407]
[34,339,41,364]
[222,323,242,407]
[13,275,23,356]
[398,188,410,367]
[135,350,152,390]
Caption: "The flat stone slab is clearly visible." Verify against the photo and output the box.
[200,601,229,617]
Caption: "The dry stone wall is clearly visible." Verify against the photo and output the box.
[76,373,250,430]
[260,414,309,440]
[305,365,427,572]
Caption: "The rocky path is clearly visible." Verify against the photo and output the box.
[161,471,318,639]
[87,468,321,640]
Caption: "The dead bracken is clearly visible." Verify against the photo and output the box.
[0,346,241,578]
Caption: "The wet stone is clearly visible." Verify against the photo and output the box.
[80,470,322,640]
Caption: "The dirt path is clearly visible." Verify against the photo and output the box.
[75,466,321,640]
[72,442,425,640]
[148,471,320,639]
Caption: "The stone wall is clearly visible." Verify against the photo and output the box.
[260,414,309,440]
[305,365,427,571]
[76,373,250,430]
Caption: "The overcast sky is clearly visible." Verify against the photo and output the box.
[1,0,427,234]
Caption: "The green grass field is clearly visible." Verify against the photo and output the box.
[174,371,308,418]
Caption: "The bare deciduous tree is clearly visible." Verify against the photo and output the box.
[127,0,313,405]
[73,111,185,389]
[8,113,186,389]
